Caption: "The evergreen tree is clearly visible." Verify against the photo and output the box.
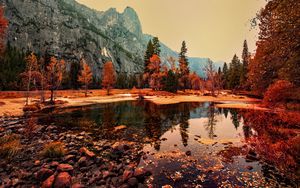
[240,40,250,88]
[162,70,178,93]
[222,62,229,89]
[0,42,26,90]
[228,54,242,90]
[178,41,190,90]
[152,37,161,56]
[144,40,154,73]
[70,62,80,89]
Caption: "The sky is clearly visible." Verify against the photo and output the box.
[76,0,266,63]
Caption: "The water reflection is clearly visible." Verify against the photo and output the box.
[38,101,299,187]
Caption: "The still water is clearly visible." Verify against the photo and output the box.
[39,101,299,187]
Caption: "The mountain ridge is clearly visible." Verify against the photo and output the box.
[1,0,223,78]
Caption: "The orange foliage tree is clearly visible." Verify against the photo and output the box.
[102,61,116,95]
[47,57,65,103]
[263,80,294,107]
[21,52,42,105]
[147,55,163,90]
[0,6,8,53]
[189,72,203,91]
[78,59,92,97]
[248,0,300,93]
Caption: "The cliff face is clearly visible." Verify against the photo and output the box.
[1,0,221,78]
[1,0,147,78]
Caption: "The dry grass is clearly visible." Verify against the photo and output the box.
[0,134,22,159]
[41,142,65,158]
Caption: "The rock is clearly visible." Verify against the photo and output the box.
[127,177,138,186]
[161,138,167,141]
[162,185,173,188]
[138,183,147,188]
[42,175,55,188]
[79,147,95,158]
[246,165,253,170]
[50,161,60,168]
[134,167,151,179]
[36,168,54,181]
[34,160,41,166]
[57,164,74,173]
[185,151,192,156]
[122,169,133,181]
[72,183,85,188]
[64,155,76,162]
[113,125,127,132]
[54,172,72,188]
[77,157,87,167]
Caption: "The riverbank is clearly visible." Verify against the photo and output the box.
[0,89,263,117]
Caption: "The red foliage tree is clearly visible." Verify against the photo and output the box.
[263,80,294,107]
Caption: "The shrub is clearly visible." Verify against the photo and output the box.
[41,142,65,158]
[0,134,21,159]
[23,103,41,112]
[263,80,294,107]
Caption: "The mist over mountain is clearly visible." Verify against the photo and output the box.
[1,0,223,78]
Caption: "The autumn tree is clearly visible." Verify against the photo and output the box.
[148,55,163,90]
[178,41,190,91]
[102,61,116,95]
[190,72,203,91]
[78,59,93,97]
[248,0,300,94]
[47,57,65,103]
[0,6,8,53]
[204,59,217,96]
[38,57,47,103]
[21,52,41,105]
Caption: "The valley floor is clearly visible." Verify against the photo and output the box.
[0,89,263,117]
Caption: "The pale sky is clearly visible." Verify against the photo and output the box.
[76,0,266,62]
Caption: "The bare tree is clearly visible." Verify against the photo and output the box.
[204,59,217,96]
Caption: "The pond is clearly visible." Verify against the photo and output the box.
[38,101,299,187]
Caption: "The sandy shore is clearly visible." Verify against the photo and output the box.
[0,91,263,117]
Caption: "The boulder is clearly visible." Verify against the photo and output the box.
[41,175,55,188]
[36,168,54,181]
[79,147,95,158]
[54,172,72,188]
[57,164,74,173]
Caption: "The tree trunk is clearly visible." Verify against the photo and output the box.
[106,87,110,95]
[50,88,54,104]
[85,84,88,97]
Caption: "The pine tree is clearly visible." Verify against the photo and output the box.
[162,70,178,93]
[152,37,161,56]
[144,40,154,73]
[222,62,229,89]
[228,54,242,90]
[178,41,190,90]
[240,40,250,88]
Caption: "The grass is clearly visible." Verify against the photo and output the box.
[41,142,65,158]
[0,134,22,160]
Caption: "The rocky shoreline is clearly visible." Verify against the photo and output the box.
[0,116,151,187]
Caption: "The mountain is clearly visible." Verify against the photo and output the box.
[1,0,222,79]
